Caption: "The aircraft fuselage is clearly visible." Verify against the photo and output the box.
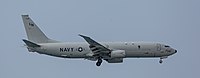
[31,42,176,59]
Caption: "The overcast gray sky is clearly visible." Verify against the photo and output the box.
[0,0,200,78]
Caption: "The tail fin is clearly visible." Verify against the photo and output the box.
[22,15,58,43]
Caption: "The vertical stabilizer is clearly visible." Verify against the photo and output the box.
[22,15,58,43]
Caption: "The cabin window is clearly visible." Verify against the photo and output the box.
[164,45,170,47]
[138,45,141,49]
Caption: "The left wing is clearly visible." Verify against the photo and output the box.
[79,34,111,55]
[79,35,125,65]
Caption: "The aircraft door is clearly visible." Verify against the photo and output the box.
[156,44,161,51]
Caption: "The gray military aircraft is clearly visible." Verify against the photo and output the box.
[22,15,177,66]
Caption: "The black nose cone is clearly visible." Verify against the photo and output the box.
[175,50,177,53]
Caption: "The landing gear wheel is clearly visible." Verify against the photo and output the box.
[98,59,102,63]
[159,59,163,64]
[96,59,102,66]
[96,62,101,66]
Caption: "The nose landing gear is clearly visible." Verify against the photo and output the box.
[159,56,167,64]
[159,59,163,64]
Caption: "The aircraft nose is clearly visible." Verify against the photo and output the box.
[174,50,177,53]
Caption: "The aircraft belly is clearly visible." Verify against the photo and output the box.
[125,51,157,58]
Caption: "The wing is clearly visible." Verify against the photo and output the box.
[79,34,111,55]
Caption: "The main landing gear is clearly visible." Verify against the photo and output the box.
[96,59,102,66]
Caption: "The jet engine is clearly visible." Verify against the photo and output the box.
[110,50,126,58]
[106,58,123,63]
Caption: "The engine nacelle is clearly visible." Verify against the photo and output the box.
[111,50,126,58]
[106,58,123,63]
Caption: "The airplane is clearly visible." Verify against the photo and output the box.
[21,15,177,66]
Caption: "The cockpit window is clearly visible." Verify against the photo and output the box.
[164,45,170,47]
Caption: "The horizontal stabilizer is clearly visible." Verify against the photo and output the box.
[22,39,40,47]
